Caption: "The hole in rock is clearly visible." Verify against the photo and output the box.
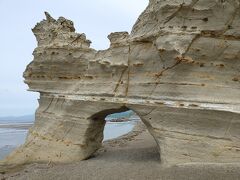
[103,110,139,141]
[88,107,159,161]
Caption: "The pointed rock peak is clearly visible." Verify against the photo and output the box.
[44,12,56,23]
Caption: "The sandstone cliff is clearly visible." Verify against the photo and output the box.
[1,0,240,169]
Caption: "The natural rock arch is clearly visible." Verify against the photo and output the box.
[82,107,158,160]
[1,0,240,169]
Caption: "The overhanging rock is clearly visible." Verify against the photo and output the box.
[1,0,240,168]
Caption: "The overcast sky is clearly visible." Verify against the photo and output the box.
[0,0,148,117]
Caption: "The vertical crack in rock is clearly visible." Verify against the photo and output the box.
[113,67,128,94]
[125,45,131,97]
[148,34,201,98]
[163,3,185,24]
[164,0,200,25]
[182,34,201,57]
[223,5,240,34]
[148,59,182,98]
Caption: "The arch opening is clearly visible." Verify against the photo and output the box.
[84,106,160,161]
[104,110,139,141]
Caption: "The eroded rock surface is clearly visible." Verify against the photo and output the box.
[1,0,240,169]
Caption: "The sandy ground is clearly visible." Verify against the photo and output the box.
[1,122,240,180]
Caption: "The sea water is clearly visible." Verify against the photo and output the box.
[0,128,28,160]
[0,121,136,160]
[104,121,136,141]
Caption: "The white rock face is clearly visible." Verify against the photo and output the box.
[1,0,240,168]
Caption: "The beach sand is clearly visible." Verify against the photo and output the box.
[1,122,240,180]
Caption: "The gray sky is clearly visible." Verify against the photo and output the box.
[0,0,148,117]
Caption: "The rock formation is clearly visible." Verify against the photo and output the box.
[1,0,240,168]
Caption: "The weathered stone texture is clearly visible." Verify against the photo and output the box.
[1,0,240,168]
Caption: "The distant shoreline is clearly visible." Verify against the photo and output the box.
[0,117,140,130]
[0,118,140,129]
[0,123,33,130]
[107,117,140,123]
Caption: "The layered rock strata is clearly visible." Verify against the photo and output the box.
[1,0,240,167]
